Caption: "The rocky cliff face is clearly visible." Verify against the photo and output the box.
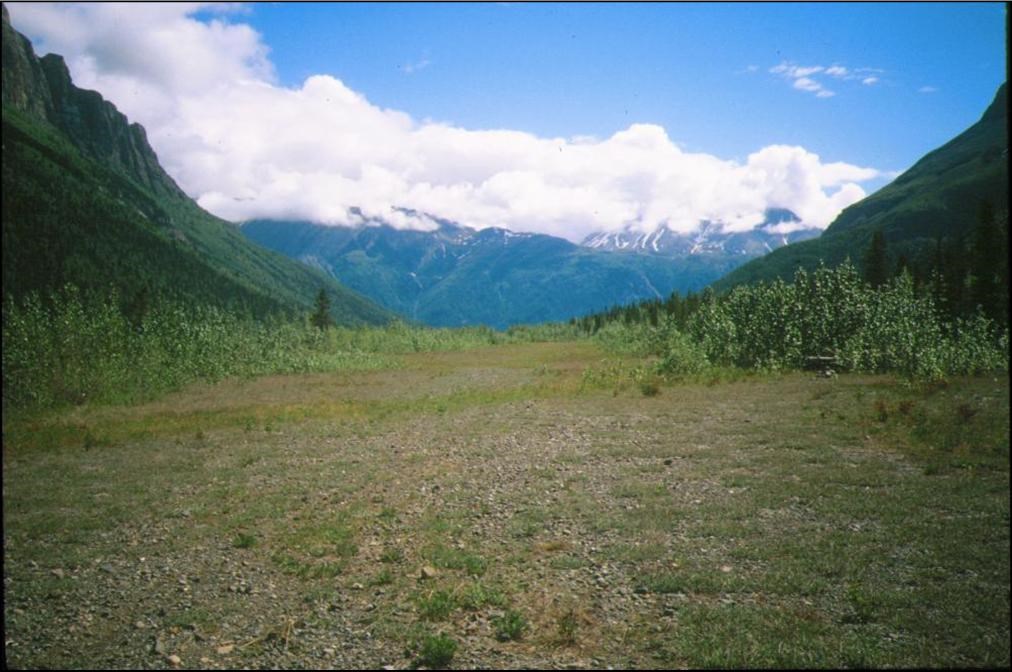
[2,5,184,199]
[1,5,54,120]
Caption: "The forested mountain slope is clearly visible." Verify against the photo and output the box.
[2,7,392,325]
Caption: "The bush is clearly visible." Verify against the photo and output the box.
[687,263,1007,379]
[656,331,711,376]
[596,262,1007,380]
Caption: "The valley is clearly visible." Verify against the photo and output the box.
[2,5,1008,670]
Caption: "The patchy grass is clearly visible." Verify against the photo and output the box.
[493,608,528,642]
[2,343,1008,669]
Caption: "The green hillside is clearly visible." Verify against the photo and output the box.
[714,82,1008,290]
[1,105,391,325]
[1,8,391,326]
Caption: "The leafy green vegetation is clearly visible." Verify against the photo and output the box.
[1,286,389,411]
[1,284,584,413]
[581,262,1007,382]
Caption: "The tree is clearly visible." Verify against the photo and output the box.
[971,201,1007,325]
[310,288,333,330]
[863,230,890,289]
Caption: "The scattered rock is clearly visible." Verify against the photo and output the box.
[216,644,234,655]
[419,566,438,580]
[166,653,182,667]
[50,568,65,579]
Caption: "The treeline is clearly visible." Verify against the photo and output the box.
[865,202,1009,330]
[1,285,581,412]
[570,289,704,335]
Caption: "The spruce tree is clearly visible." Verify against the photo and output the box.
[971,201,1005,324]
[311,288,333,330]
[864,230,890,289]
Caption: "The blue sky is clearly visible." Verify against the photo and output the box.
[9,2,1007,240]
[240,2,1006,176]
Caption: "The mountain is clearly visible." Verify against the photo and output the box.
[241,216,746,329]
[1,7,392,326]
[581,209,819,257]
[713,82,1008,290]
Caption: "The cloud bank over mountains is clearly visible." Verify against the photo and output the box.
[10,3,885,242]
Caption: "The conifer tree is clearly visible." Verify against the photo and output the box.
[311,288,333,330]
[863,230,890,289]
[971,201,1006,325]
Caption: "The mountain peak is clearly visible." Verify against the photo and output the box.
[981,81,1007,124]
[2,13,184,200]
[581,209,816,257]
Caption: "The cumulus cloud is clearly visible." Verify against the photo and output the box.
[9,3,886,240]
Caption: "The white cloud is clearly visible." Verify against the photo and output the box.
[792,77,821,92]
[789,75,834,98]
[919,85,938,94]
[771,60,884,99]
[771,63,824,79]
[401,56,431,75]
[9,3,885,240]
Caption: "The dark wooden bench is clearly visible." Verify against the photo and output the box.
[804,354,838,376]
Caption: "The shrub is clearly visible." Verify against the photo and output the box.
[655,330,711,376]
[415,633,457,669]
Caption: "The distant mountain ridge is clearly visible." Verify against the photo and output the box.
[242,214,761,329]
[714,82,1008,290]
[2,6,392,326]
[242,204,823,328]
[581,209,819,256]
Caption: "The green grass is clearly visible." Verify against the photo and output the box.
[424,545,488,577]
[232,532,257,549]
[414,632,457,669]
[415,590,459,621]
[492,609,528,642]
